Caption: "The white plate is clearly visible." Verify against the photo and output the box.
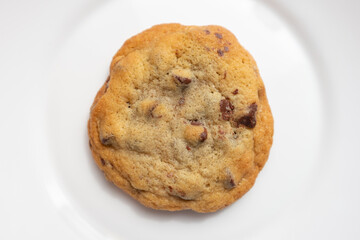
[1,0,360,239]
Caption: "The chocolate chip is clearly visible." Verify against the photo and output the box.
[236,115,256,128]
[232,89,238,95]
[100,158,105,166]
[174,75,192,84]
[215,33,223,39]
[190,120,202,126]
[186,145,191,151]
[224,46,229,52]
[235,103,258,128]
[100,135,118,148]
[200,127,208,142]
[101,137,112,145]
[168,186,173,192]
[249,103,258,113]
[204,29,210,34]
[217,49,224,57]
[228,178,235,188]
[178,97,185,106]
[220,98,234,121]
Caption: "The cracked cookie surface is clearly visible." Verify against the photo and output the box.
[88,23,273,213]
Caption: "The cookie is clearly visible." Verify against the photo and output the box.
[88,23,273,213]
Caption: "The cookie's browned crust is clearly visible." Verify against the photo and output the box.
[88,24,273,213]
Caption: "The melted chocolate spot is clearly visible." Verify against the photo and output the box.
[100,158,105,166]
[200,127,208,142]
[101,137,111,145]
[237,115,256,128]
[204,29,210,34]
[228,178,236,188]
[232,89,238,95]
[224,46,229,52]
[220,99,234,121]
[249,103,258,113]
[174,75,192,84]
[215,33,223,39]
[100,135,118,147]
[217,49,224,57]
[235,103,258,128]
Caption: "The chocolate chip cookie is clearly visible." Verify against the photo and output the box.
[88,23,273,213]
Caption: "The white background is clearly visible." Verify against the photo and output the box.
[0,0,359,239]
